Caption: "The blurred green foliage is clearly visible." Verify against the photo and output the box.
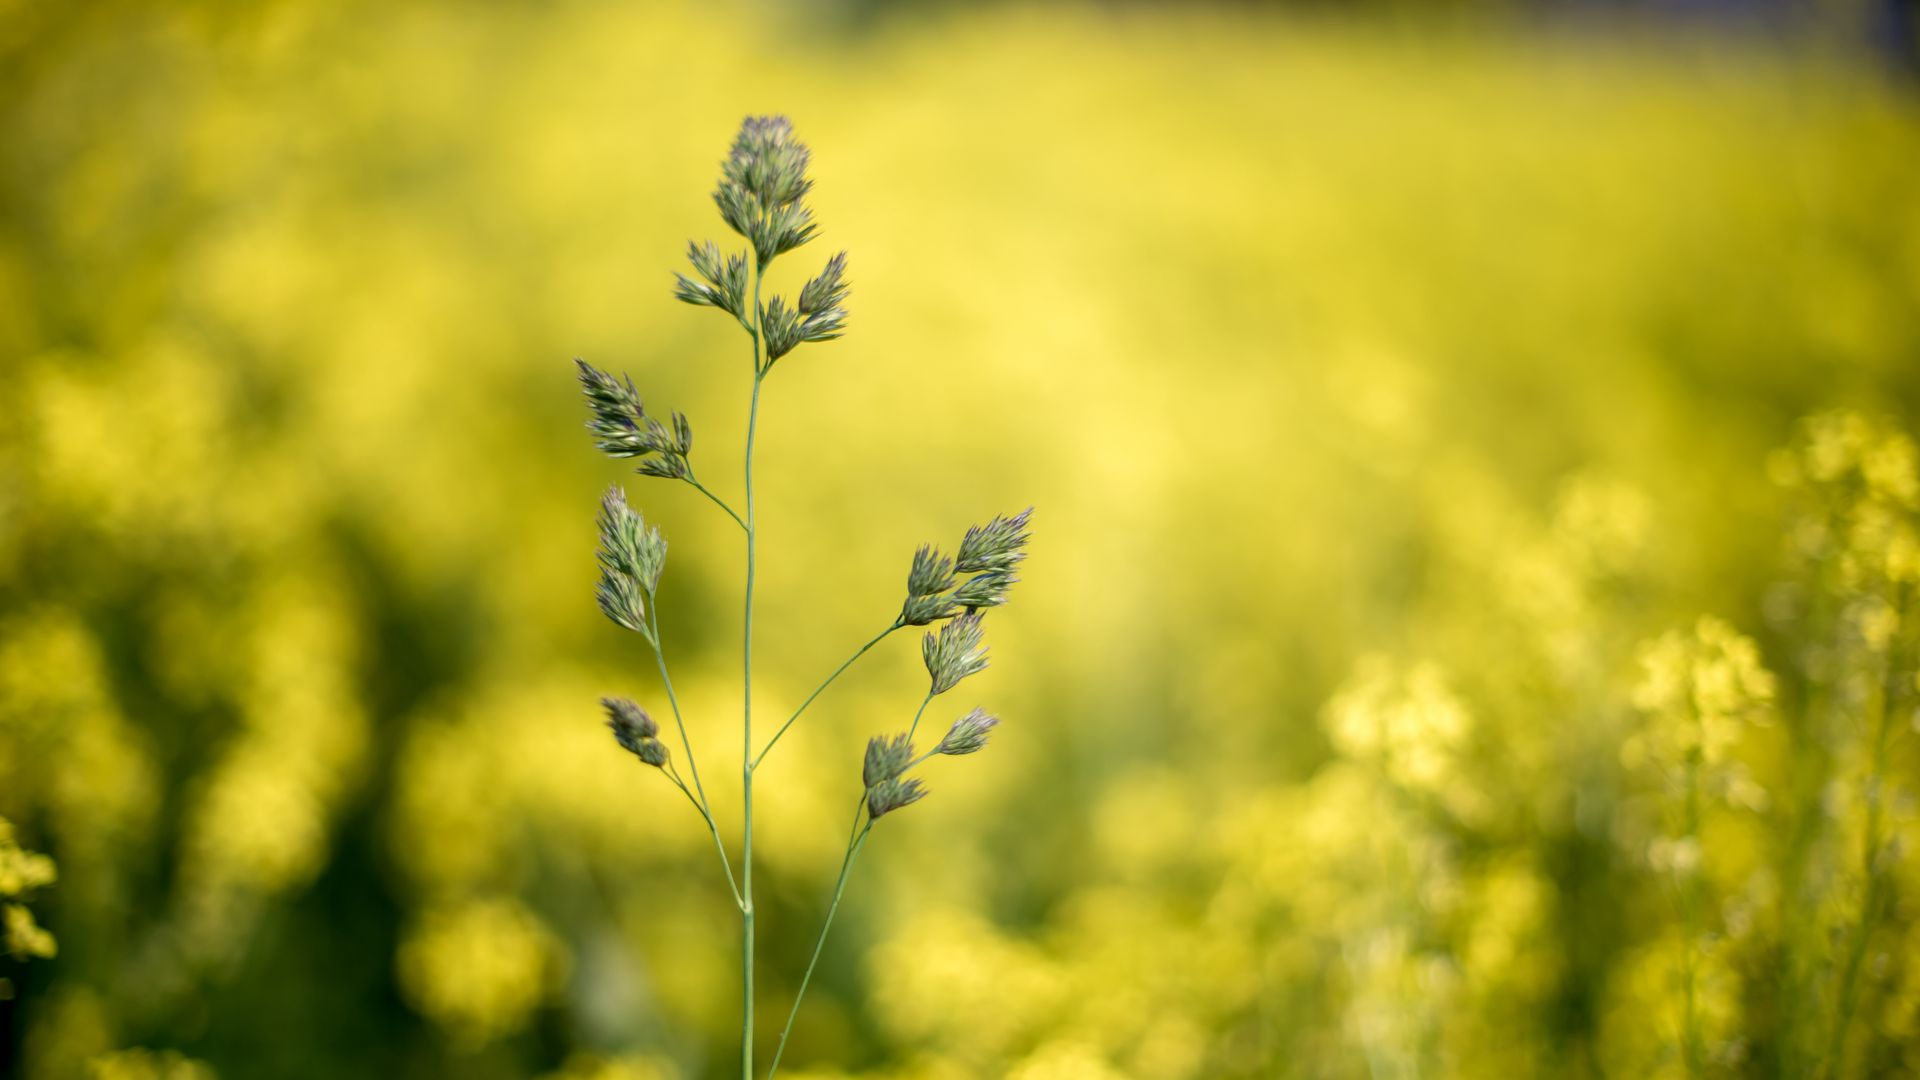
[2,1,1919,1077]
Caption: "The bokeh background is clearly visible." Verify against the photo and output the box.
[4,1,1920,1077]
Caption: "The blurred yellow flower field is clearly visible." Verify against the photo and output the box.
[2,1,1918,1077]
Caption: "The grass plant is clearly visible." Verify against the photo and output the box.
[575,117,1032,1079]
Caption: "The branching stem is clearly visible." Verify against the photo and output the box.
[647,603,740,904]
[647,604,712,814]
[767,797,872,1080]
[905,692,933,743]
[753,622,901,770]
[664,764,743,908]
[687,474,749,533]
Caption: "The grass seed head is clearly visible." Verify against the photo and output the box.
[596,568,648,633]
[715,115,818,268]
[576,359,649,458]
[907,545,957,597]
[674,240,750,318]
[900,545,961,625]
[578,359,695,477]
[863,733,915,788]
[792,251,850,346]
[603,697,668,767]
[760,295,804,362]
[952,570,1017,610]
[956,508,1033,574]
[866,776,927,820]
[798,252,849,315]
[936,708,999,756]
[924,612,989,695]
[595,487,665,632]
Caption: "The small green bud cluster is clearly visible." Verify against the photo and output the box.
[603,697,670,768]
[899,508,1032,626]
[576,359,695,480]
[596,486,667,636]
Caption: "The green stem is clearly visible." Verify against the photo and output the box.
[767,800,873,1080]
[753,622,901,770]
[740,262,766,1080]
[647,604,740,904]
[664,764,742,908]
[647,604,711,814]
[905,693,933,743]
[687,475,749,533]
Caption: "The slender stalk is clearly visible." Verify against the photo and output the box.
[664,764,742,907]
[753,621,901,770]
[647,605,713,814]
[767,684,941,1078]
[740,261,766,1080]
[767,799,873,1080]
[648,605,741,904]
[687,475,749,533]
[904,693,933,743]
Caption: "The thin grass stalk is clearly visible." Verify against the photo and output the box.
[648,604,741,904]
[741,266,765,1080]
[754,622,901,770]
[767,798,871,1079]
